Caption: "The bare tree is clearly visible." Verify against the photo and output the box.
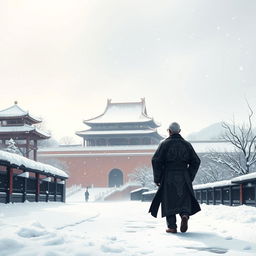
[35,117,59,148]
[209,103,256,175]
[194,153,233,184]
[59,136,77,145]
[129,165,155,189]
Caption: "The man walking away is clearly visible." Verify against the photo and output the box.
[149,122,201,233]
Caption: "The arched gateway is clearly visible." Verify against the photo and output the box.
[108,169,123,187]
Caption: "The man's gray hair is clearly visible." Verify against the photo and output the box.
[168,122,181,133]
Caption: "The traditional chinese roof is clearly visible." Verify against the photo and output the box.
[0,124,50,139]
[83,98,159,126]
[0,103,41,123]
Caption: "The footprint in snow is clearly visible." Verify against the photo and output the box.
[243,245,251,250]
[126,225,156,229]
[101,244,124,253]
[44,237,65,246]
[17,226,49,238]
[184,246,228,254]
[139,250,154,255]
[0,238,24,253]
[106,236,117,241]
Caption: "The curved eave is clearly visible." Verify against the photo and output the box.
[83,101,110,123]
[84,119,160,127]
[0,129,50,139]
[83,99,157,125]
[33,129,51,139]
[76,130,163,138]
[154,132,165,140]
[24,114,42,124]
[0,114,41,123]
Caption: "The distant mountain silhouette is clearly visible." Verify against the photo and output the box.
[186,122,225,141]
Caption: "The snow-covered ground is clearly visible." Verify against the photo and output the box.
[0,189,256,256]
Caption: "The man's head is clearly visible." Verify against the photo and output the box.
[168,122,181,135]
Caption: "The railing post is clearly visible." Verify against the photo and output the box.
[46,181,49,202]
[206,189,209,205]
[6,166,13,203]
[220,187,223,205]
[240,184,244,205]
[23,176,27,202]
[229,186,232,206]
[54,178,57,201]
[200,190,203,204]
[62,180,66,203]
[36,173,40,202]
[213,187,216,205]
[254,183,256,207]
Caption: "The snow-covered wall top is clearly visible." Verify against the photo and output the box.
[193,172,256,190]
[193,180,233,190]
[231,172,256,183]
[38,141,235,153]
[0,150,68,178]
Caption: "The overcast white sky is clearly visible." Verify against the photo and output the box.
[0,0,256,142]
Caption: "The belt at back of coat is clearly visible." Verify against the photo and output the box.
[165,163,188,171]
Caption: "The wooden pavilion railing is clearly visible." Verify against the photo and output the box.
[0,159,68,204]
[137,173,256,207]
[193,175,256,207]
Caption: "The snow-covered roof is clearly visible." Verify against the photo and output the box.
[0,150,68,178]
[231,172,256,183]
[142,189,157,195]
[76,129,158,136]
[131,187,149,193]
[193,180,233,190]
[193,172,256,190]
[0,104,41,123]
[84,99,158,124]
[0,124,50,138]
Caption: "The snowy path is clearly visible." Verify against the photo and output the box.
[0,199,256,256]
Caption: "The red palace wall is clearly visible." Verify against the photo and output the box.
[38,147,156,187]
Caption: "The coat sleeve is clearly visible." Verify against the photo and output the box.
[151,142,166,184]
[187,144,201,182]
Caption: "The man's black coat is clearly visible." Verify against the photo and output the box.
[149,134,201,218]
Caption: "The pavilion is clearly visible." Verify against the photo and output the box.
[0,102,50,160]
[76,98,164,147]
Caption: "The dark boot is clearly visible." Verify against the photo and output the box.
[180,215,189,233]
[166,228,177,233]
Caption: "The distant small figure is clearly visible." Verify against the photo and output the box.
[85,187,89,202]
